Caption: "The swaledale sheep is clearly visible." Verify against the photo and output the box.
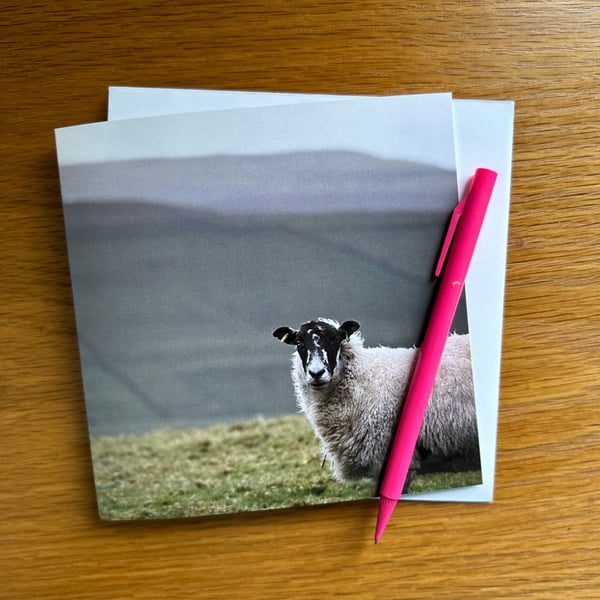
[273,318,480,491]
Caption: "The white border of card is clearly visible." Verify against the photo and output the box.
[107,87,514,502]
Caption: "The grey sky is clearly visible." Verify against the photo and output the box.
[56,94,456,171]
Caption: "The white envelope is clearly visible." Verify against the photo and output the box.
[107,87,514,502]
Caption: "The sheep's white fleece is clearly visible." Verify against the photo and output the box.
[290,329,478,483]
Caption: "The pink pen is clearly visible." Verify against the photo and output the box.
[374,168,497,543]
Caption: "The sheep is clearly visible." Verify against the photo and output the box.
[273,318,480,491]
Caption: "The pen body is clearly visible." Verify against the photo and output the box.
[379,168,497,501]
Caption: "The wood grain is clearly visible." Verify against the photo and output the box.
[2,1,599,598]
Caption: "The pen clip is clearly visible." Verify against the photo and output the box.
[434,187,469,277]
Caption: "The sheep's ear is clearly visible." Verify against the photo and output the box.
[339,321,360,340]
[273,327,298,345]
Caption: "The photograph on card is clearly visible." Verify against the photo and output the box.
[56,95,482,520]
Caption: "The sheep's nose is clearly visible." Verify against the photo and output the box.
[308,368,326,381]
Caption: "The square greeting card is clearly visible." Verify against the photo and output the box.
[56,93,488,520]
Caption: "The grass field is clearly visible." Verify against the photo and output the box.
[90,415,482,520]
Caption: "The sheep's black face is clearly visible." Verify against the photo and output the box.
[273,319,360,389]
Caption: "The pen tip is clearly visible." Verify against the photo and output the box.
[374,495,397,543]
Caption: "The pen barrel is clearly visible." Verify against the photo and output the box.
[379,168,497,501]
[440,168,497,290]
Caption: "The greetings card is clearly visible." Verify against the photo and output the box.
[56,93,486,520]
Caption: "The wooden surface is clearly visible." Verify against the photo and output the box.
[2,1,599,598]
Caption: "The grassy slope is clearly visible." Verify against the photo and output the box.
[91,415,481,521]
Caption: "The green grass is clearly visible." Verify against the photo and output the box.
[90,415,481,520]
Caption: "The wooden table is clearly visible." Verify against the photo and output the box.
[2,2,599,598]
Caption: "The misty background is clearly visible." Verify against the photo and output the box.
[61,151,466,436]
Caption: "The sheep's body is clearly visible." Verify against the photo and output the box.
[280,320,479,485]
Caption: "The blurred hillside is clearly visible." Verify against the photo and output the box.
[60,154,465,435]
